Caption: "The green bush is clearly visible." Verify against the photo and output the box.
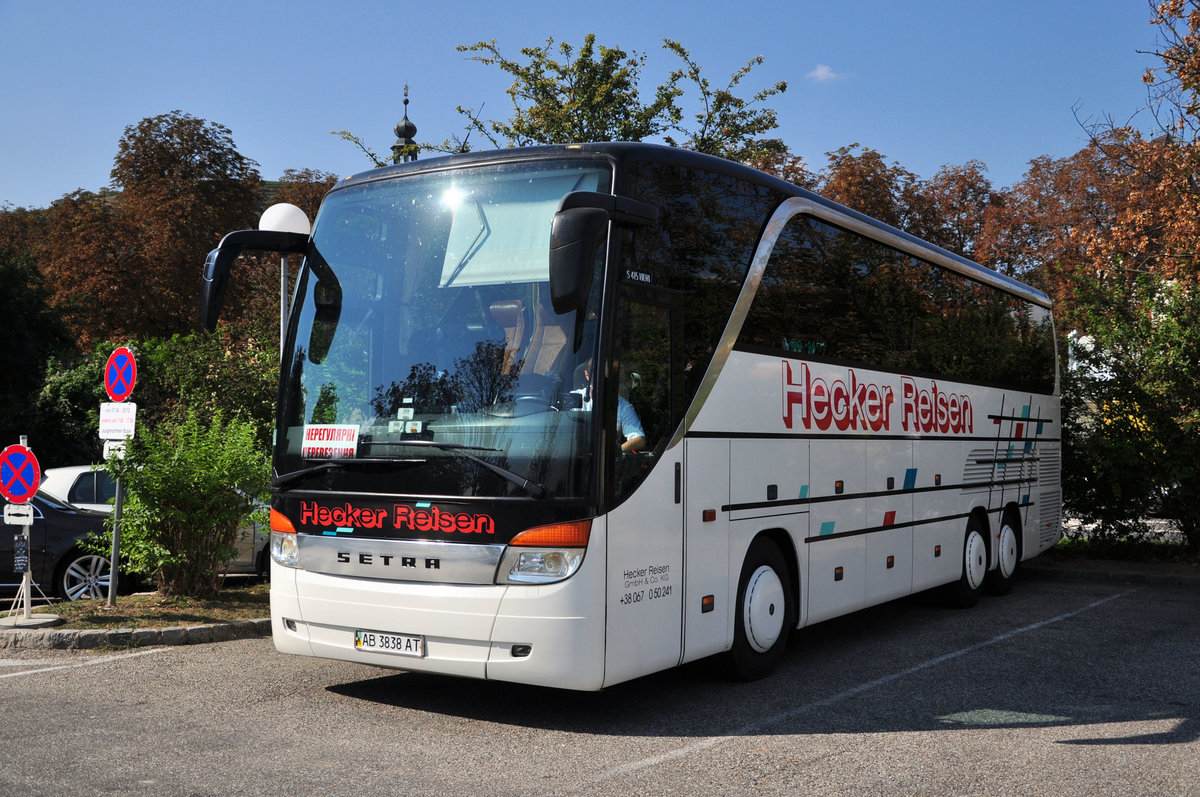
[102,407,269,598]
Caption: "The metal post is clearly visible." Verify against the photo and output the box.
[18,436,31,619]
[106,477,124,607]
[20,530,31,620]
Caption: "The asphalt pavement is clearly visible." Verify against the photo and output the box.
[0,554,1194,651]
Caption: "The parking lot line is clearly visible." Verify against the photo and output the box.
[0,648,167,680]
[584,589,1139,787]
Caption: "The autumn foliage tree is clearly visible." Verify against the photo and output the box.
[112,111,263,336]
[272,168,339,223]
[1025,0,1200,552]
[38,111,263,346]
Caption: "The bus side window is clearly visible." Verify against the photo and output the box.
[613,294,673,499]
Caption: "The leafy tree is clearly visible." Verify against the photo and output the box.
[1029,2,1200,552]
[906,160,1001,262]
[0,207,72,448]
[1064,272,1200,553]
[449,34,788,164]
[37,111,265,345]
[970,142,1128,321]
[103,407,270,598]
[36,189,139,347]
[1141,0,1200,139]
[747,148,816,189]
[32,343,112,467]
[456,35,682,147]
[816,144,917,228]
[272,168,338,223]
[661,40,788,163]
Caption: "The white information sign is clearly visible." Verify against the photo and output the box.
[4,503,34,526]
[99,402,137,440]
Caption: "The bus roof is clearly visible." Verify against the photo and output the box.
[333,142,1051,309]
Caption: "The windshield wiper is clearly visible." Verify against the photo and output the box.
[442,196,490,287]
[272,457,423,490]
[385,439,548,498]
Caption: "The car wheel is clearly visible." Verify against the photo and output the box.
[56,548,112,601]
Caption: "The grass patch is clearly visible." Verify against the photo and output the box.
[11,580,270,630]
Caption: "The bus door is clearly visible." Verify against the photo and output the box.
[602,287,686,685]
[682,436,732,663]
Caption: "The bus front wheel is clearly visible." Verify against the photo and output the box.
[727,537,793,681]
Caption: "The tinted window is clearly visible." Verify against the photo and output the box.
[67,474,94,504]
[622,161,784,409]
[741,215,1056,393]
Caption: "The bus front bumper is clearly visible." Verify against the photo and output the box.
[269,553,607,691]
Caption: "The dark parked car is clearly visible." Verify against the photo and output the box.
[39,465,269,579]
[2,492,112,601]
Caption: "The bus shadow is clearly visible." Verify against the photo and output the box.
[326,589,1198,744]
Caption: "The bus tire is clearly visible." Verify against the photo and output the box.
[984,514,1020,596]
[727,537,793,681]
[947,519,987,609]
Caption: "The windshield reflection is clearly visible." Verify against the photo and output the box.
[278,160,610,500]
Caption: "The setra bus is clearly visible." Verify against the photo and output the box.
[200,143,1061,690]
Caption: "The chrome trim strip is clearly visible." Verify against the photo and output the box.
[297,535,505,585]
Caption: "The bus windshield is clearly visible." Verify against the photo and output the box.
[278,160,611,500]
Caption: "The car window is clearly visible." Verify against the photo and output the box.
[96,472,117,503]
[67,474,94,504]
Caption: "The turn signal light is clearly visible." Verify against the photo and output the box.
[509,519,592,547]
[270,508,296,534]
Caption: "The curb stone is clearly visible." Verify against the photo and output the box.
[0,617,271,650]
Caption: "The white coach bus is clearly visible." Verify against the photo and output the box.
[200,143,1061,690]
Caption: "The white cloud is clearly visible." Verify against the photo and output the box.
[805,64,846,82]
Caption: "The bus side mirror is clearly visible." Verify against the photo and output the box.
[307,278,342,365]
[200,246,233,332]
[549,207,608,316]
[199,229,308,331]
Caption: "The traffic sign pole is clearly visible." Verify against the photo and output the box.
[107,478,124,608]
[1,436,56,628]
[101,347,136,608]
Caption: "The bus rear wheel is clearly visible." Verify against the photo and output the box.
[984,517,1020,596]
[947,520,987,609]
[727,537,793,681]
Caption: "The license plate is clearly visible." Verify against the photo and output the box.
[354,629,425,657]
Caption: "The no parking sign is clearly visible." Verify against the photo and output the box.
[104,346,137,403]
[0,444,40,504]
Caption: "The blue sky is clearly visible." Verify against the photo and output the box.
[1,0,1159,210]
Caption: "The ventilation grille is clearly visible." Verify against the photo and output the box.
[1038,488,1062,547]
[963,447,1039,486]
[1039,446,1062,487]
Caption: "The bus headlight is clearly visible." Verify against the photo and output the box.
[271,531,299,568]
[495,519,591,584]
[498,547,585,584]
